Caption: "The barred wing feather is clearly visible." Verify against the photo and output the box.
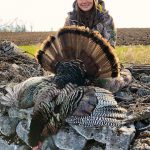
[65,86,127,128]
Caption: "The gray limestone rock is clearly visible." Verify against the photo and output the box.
[140,74,150,83]
[0,41,17,55]
[0,116,19,136]
[53,126,87,150]
[41,137,56,150]
[0,138,18,150]
[17,145,31,150]
[115,91,134,101]
[8,107,33,120]
[69,124,135,150]
[16,120,30,147]
[137,88,150,96]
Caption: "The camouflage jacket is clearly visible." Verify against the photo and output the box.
[64,0,117,48]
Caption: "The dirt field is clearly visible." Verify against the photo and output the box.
[0,28,150,46]
[117,28,150,45]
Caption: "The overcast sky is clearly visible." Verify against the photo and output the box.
[0,0,150,31]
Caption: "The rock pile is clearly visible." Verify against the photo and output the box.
[0,41,44,86]
[0,41,149,150]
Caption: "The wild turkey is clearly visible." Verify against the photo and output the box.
[27,26,126,148]
[0,75,57,108]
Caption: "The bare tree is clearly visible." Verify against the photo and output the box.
[0,18,27,32]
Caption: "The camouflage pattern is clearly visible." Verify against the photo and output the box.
[64,0,117,47]
[64,0,132,92]
[94,69,132,93]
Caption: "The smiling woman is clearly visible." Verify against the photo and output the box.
[77,0,94,11]
[64,0,117,48]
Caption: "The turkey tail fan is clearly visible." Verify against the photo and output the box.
[0,82,25,107]
[0,86,19,107]
[36,35,63,72]
[58,26,120,78]
[36,26,120,78]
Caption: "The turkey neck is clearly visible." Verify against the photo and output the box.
[53,61,87,89]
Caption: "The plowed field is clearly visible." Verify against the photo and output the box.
[0,28,150,46]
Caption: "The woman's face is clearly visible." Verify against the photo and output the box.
[77,0,94,11]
